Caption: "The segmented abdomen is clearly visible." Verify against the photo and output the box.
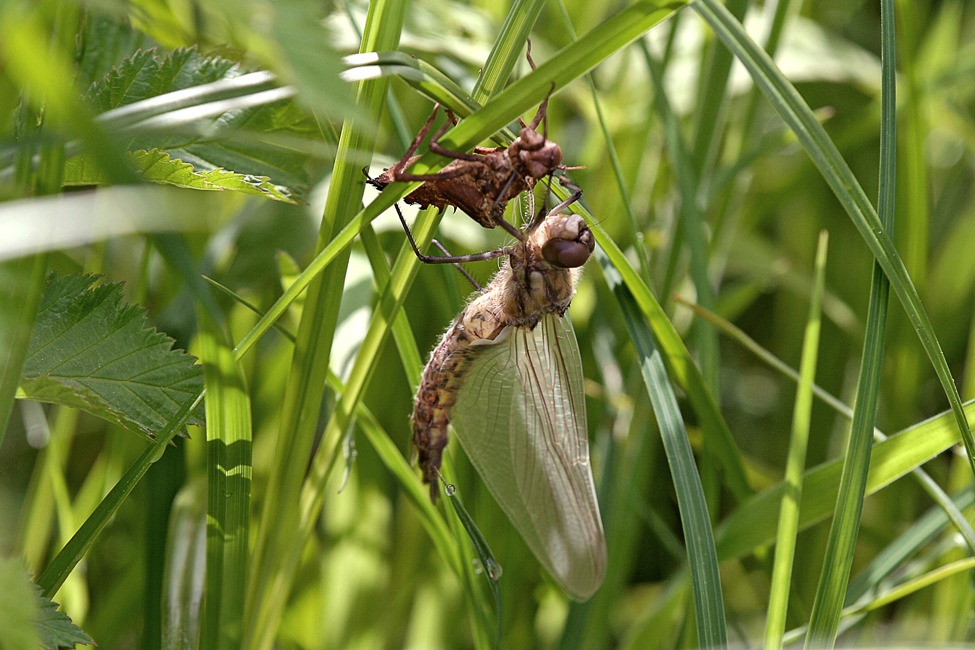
[412,315,476,500]
[412,290,508,500]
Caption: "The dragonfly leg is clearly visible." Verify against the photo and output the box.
[431,240,483,291]
[393,202,508,267]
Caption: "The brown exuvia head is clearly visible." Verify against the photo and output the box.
[512,128,563,180]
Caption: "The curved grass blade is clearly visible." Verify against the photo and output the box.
[675,296,975,555]
[37,390,204,596]
[342,51,479,117]
[846,486,974,607]
[598,253,726,647]
[471,0,545,103]
[547,184,752,503]
[785,556,975,644]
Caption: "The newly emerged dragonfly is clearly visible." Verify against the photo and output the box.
[412,191,607,601]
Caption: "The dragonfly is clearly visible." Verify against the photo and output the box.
[411,190,607,601]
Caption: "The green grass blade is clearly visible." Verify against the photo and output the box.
[590,218,751,502]
[0,255,46,447]
[599,253,727,648]
[689,0,747,177]
[805,1,897,644]
[642,46,721,511]
[542,171,751,503]
[765,231,829,650]
[357,224,422,386]
[547,171,750,505]
[198,313,252,650]
[37,390,204,596]
[242,0,407,646]
[677,296,975,555]
[693,0,975,480]
[846,557,975,616]
[682,0,750,396]
[444,484,503,650]
[846,486,974,608]
[471,0,545,103]
[716,399,975,562]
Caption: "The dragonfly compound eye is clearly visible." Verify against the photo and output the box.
[542,229,595,268]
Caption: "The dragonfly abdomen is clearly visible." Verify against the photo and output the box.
[412,298,508,500]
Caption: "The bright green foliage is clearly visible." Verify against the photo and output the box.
[77,47,316,201]
[19,274,204,439]
[64,149,297,203]
[0,557,92,650]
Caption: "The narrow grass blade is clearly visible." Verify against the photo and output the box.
[689,0,748,178]
[0,255,46,446]
[644,46,718,393]
[198,313,252,650]
[357,224,422,386]
[765,231,829,650]
[846,486,974,608]
[805,1,897,645]
[715,400,975,562]
[471,0,545,103]
[37,390,204,596]
[847,557,975,616]
[675,295,975,555]
[242,0,407,646]
[540,175,750,503]
[599,253,727,648]
[693,0,975,481]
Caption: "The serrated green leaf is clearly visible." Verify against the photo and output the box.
[76,12,158,89]
[64,149,296,203]
[80,47,314,199]
[18,273,204,440]
[31,581,95,650]
[85,48,239,112]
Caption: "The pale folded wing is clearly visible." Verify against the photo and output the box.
[450,314,607,601]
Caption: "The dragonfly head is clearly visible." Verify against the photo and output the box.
[541,221,595,268]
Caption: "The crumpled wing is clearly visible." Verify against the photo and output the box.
[451,314,607,601]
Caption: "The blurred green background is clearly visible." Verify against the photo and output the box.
[1,0,974,648]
